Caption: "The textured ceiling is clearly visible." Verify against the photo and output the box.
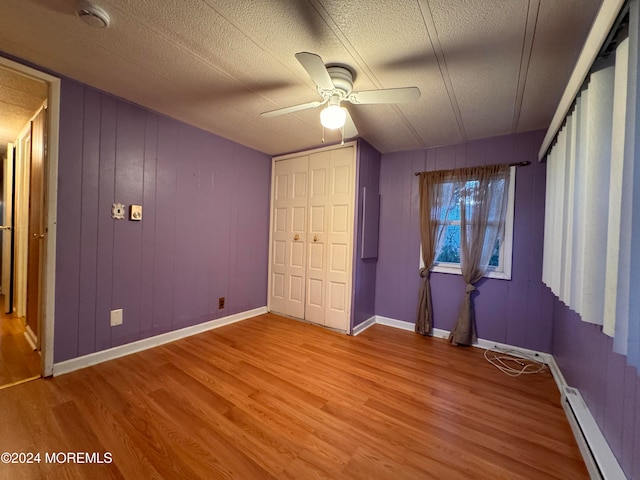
[0,65,47,156]
[0,0,602,155]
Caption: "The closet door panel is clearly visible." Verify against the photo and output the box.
[305,151,331,325]
[270,155,308,319]
[325,147,355,330]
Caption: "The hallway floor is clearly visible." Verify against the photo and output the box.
[0,311,40,388]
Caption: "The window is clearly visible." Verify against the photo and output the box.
[420,166,515,280]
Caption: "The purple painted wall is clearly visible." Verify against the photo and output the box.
[375,130,554,352]
[553,298,640,477]
[55,79,271,363]
[351,139,381,330]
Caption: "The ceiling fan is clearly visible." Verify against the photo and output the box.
[261,52,421,140]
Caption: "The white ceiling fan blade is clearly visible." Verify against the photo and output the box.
[343,108,358,138]
[295,52,335,90]
[348,87,421,105]
[261,100,324,118]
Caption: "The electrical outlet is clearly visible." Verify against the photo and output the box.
[110,309,123,327]
[218,297,225,309]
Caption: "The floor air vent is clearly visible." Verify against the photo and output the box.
[561,386,626,479]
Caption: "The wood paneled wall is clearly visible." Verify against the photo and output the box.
[553,298,640,477]
[54,80,271,363]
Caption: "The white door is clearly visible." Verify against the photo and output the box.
[323,147,354,329]
[269,144,355,332]
[305,151,331,325]
[270,155,309,319]
[2,143,14,314]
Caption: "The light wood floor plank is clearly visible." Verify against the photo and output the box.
[0,313,588,479]
[0,314,40,387]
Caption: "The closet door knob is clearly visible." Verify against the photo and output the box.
[313,235,318,242]
[293,234,300,241]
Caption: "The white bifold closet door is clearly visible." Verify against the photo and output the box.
[270,155,309,319]
[269,144,355,332]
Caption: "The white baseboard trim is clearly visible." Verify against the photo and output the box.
[52,306,267,377]
[466,335,553,366]
[431,327,449,340]
[375,316,553,363]
[352,316,376,336]
[24,326,37,351]
[374,315,415,332]
[546,354,567,393]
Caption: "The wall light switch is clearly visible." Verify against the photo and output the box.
[110,309,123,327]
[130,204,142,221]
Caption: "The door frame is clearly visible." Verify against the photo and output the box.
[267,141,357,329]
[2,142,15,314]
[0,56,60,377]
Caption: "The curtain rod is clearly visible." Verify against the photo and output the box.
[413,161,531,176]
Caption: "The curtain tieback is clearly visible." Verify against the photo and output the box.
[465,283,477,293]
[419,267,430,279]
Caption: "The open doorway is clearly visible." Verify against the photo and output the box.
[0,57,59,387]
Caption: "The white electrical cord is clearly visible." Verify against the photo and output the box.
[484,346,547,377]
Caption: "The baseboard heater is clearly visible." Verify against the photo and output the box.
[561,386,626,479]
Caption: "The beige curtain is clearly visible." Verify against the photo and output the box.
[416,171,456,335]
[449,164,511,346]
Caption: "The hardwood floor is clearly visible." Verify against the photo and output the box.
[0,313,40,388]
[0,313,588,479]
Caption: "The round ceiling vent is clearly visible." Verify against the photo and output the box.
[77,3,110,28]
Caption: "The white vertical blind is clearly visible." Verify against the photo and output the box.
[561,113,576,305]
[570,94,587,315]
[542,143,554,288]
[627,2,640,367]
[556,115,573,303]
[613,23,636,358]
[604,37,628,338]
[551,127,566,295]
[542,127,562,293]
[581,63,615,325]
[543,5,640,371]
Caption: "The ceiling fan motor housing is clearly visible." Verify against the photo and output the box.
[319,66,354,99]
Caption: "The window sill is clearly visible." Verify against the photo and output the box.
[431,264,511,280]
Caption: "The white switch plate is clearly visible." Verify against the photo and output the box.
[110,309,123,327]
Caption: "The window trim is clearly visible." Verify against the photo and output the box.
[421,166,515,281]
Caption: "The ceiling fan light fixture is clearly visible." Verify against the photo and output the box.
[320,103,346,130]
